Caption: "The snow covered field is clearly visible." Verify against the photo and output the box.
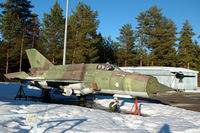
[0,82,200,133]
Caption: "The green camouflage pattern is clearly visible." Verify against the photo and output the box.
[5,72,29,79]
[4,49,172,97]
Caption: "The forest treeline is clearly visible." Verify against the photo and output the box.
[0,0,200,81]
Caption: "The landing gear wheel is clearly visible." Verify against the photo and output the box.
[109,102,117,112]
[42,89,51,102]
[78,96,86,106]
[109,97,119,112]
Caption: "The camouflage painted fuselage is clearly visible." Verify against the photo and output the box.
[5,49,172,98]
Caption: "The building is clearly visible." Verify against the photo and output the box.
[120,67,199,90]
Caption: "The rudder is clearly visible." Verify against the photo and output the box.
[26,49,53,69]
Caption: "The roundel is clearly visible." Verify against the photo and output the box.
[115,82,119,87]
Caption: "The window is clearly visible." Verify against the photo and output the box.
[96,63,115,71]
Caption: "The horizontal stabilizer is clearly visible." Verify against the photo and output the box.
[4,72,29,80]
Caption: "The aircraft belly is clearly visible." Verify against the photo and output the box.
[100,89,149,98]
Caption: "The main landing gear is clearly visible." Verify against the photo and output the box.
[42,88,51,102]
[78,95,95,106]
[78,95,86,106]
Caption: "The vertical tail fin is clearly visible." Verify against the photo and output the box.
[26,49,53,69]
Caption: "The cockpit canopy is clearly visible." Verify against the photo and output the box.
[96,63,121,71]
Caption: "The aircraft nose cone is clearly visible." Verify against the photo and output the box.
[146,77,173,97]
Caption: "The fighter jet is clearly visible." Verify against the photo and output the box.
[5,49,172,103]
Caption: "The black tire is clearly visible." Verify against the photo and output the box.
[109,102,117,112]
[78,96,86,106]
[42,89,51,102]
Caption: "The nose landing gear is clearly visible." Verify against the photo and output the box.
[109,97,119,112]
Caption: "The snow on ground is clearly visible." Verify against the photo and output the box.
[185,88,200,93]
[0,82,200,133]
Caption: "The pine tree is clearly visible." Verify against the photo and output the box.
[67,2,100,64]
[177,20,196,68]
[0,0,34,72]
[0,0,33,23]
[0,9,21,73]
[135,12,149,66]
[193,42,200,70]
[117,24,136,66]
[113,42,125,66]
[28,14,40,48]
[97,35,115,64]
[0,40,6,80]
[155,18,177,66]
[41,1,65,64]
[136,6,177,66]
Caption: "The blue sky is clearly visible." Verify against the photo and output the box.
[1,0,200,42]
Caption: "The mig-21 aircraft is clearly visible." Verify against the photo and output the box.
[5,49,172,108]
